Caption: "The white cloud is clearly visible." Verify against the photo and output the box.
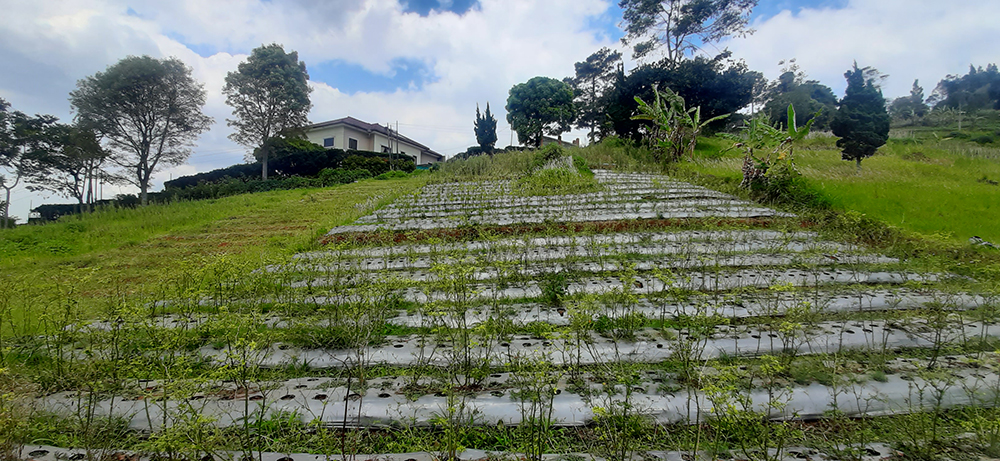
[0,0,617,222]
[722,0,1000,100]
[10,0,995,225]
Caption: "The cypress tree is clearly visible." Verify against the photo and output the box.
[831,62,890,171]
[474,103,498,154]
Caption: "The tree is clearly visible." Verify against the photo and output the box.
[506,77,576,148]
[619,0,758,63]
[929,64,1000,111]
[888,79,929,124]
[760,64,838,131]
[70,55,212,205]
[604,55,760,141]
[474,103,498,153]
[831,63,890,172]
[0,99,58,228]
[566,47,622,141]
[0,98,10,227]
[224,43,312,180]
[26,123,113,211]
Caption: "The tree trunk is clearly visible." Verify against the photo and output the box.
[856,157,862,173]
[2,187,10,229]
[261,145,269,181]
[140,184,148,206]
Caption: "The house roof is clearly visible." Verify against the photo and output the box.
[306,116,443,160]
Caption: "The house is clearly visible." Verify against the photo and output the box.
[304,117,444,165]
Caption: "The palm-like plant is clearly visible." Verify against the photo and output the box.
[631,84,729,162]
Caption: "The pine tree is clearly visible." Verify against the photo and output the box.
[474,103,498,154]
[831,62,890,171]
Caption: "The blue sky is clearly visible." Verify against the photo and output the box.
[1,0,998,223]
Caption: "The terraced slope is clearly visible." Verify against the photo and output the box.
[29,169,1000,461]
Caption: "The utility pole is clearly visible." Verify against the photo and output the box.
[387,121,393,170]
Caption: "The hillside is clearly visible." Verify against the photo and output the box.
[2,144,1000,461]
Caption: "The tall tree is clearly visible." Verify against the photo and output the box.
[831,63,890,172]
[888,79,929,124]
[566,47,622,141]
[71,55,212,205]
[0,99,57,227]
[760,63,838,131]
[224,43,312,180]
[619,0,758,63]
[506,77,576,148]
[26,122,112,211]
[604,55,760,141]
[930,63,1000,111]
[474,103,498,153]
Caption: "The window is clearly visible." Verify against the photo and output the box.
[323,137,334,148]
[381,145,391,153]
[348,138,358,150]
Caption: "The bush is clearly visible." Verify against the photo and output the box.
[972,134,995,145]
[530,144,566,171]
[514,167,600,197]
[165,148,410,189]
[375,170,409,180]
[342,155,391,176]
[318,168,372,186]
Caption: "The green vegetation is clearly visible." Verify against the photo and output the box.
[0,176,426,318]
[505,76,576,147]
[223,43,312,180]
[831,63,891,170]
[70,55,213,205]
[675,134,1000,245]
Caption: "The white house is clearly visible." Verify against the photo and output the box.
[304,117,444,165]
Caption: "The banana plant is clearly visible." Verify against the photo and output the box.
[632,84,729,162]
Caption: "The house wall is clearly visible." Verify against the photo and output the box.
[305,125,372,151]
[342,126,371,151]
[306,123,439,164]
[304,126,344,149]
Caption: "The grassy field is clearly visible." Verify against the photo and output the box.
[676,134,1000,246]
[0,176,427,327]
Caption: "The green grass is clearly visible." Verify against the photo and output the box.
[678,134,1000,245]
[0,176,426,321]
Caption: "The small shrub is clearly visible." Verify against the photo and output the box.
[593,312,646,340]
[571,154,593,177]
[530,144,566,171]
[375,170,409,180]
[514,167,600,196]
[540,272,567,307]
[972,134,995,145]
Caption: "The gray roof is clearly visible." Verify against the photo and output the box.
[306,117,443,160]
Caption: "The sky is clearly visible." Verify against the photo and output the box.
[1,0,998,223]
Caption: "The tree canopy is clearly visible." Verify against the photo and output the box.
[831,63,890,170]
[70,55,212,205]
[224,43,312,180]
[0,98,59,227]
[618,0,758,63]
[506,77,576,147]
[888,80,929,123]
[566,47,622,141]
[474,103,498,153]
[24,122,112,211]
[761,69,838,131]
[930,63,1000,111]
[604,55,760,141]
